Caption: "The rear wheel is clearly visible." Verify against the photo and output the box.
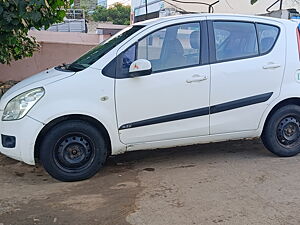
[262,105,300,157]
[40,120,107,181]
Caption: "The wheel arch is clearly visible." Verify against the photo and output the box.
[34,114,112,161]
[262,97,300,135]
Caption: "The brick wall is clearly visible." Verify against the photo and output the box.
[0,30,109,82]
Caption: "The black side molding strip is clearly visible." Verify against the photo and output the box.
[210,92,273,114]
[119,107,209,130]
[119,92,273,130]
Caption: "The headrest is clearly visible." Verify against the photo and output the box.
[260,37,274,53]
[190,31,200,49]
[167,39,184,55]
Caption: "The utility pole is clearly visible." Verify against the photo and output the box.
[145,0,148,20]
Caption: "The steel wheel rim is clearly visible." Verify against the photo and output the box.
[54,133,95,173]
[276,116,300,147]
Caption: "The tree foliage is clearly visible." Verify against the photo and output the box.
[92,5,108,22]
[92,3,130,25]
[0,0,73,64]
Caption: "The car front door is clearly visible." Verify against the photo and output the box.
[208,19,285,134]
[115,21,211,144]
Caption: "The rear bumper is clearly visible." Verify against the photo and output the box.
[0,110,44,165]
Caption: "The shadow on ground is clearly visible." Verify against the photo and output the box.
[0,139,281,225]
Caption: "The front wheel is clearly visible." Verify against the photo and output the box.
[40,120,108,182]
[262,105,300,157]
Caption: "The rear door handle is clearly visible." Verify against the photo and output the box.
[263,63,281,70]
[186,75,208,83]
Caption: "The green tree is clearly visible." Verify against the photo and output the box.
[92,3,130,25]
[0,0,73,64]
[107,3,130,25]
[92,5,108,22]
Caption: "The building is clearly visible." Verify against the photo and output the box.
[96,23,128,35]
[80,0,97,9]
[74,0,108,10]
[131,0,300,22]
[74,0,81,8]
[132,0,165,22]
[46,19,87,33]
[98,0,107,8]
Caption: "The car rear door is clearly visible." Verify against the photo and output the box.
[208,18,285,134]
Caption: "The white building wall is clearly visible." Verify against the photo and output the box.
[131,0,300,17]
[132,0,164,16]
[180,0,300,14]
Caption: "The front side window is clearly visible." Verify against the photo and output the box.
[138,22,201,72]
[121,44,136,76]
[120,22,201,76]
[257,23,279,54]
[213,21,258,61]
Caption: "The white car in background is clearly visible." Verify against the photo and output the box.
[1,14,300,181]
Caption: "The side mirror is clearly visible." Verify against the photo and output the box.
[129,59,152,77]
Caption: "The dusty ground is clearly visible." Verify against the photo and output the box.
[1,139,300,225]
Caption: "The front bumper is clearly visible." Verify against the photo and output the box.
[0,110,44,165]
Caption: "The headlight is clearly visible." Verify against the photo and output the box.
[2,88,45,121]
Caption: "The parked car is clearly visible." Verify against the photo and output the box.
[1,14,300,181]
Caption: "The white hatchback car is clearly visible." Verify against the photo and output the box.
[1,14,300,181]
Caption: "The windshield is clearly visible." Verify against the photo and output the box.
[66,25,145,72]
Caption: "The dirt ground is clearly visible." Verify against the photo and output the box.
[1,139,300,225]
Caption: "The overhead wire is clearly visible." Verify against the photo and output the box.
[133,0,220,18]
[224,0,233,9]
[163,0,218,13]
[162,0,189,13]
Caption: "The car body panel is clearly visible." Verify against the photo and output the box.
[27,67,126,156]
[0,14,300,165]
[0,68,75,110]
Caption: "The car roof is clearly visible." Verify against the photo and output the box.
[134,13,295,26]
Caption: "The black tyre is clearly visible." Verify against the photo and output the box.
[262,105,300,157]
[40,120,108,182]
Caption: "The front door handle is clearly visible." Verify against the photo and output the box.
[263,63,281,70]
[186,75,208,83]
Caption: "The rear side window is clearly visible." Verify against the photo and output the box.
[256,24,280,54]
[213,21,258,61]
